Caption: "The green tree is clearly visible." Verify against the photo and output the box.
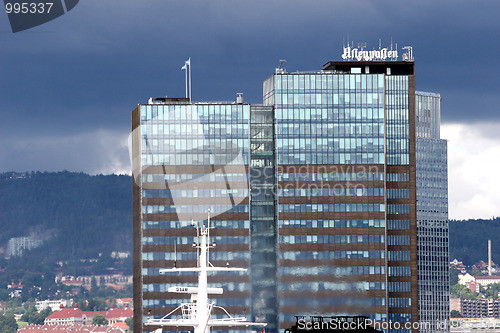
[20,306,52,325]
[484,283,500,299]
[92,313,108,326]
[125,317,133,332]
[470,269,482,276]
[0,314,18,333]
[450,268,460,286]
[0,289,10,301]
[451,284,481,299]
[451,310,462,318]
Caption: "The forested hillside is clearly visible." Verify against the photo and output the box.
[0,171,132,263]
[0,171,498,271]
[449,218,500,265]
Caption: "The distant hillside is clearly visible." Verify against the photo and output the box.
[0,171,132,262]
[0,171,498,269]
[449,218,500,266]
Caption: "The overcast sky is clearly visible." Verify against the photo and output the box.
[1,0,499,220]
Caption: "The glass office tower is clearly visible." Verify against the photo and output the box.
[415,92,449,333]
[132,99,256,332]
[263,61,418,331]
[132,60,423,333]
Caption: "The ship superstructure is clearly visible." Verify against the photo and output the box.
[146,212,267,333]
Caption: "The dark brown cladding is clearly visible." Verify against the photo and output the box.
[131,106,143,333]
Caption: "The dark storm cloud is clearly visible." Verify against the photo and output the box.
[1,0,499,172]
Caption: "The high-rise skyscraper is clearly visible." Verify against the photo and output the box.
[132,49,447,333]
[415,92,449,333]
[263,60,418,331]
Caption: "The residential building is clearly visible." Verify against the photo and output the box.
[115,297,133,308]
[450,298,461,312]
[460,299,500,318]
[6,236,42,258]
[415,91,449,332]
[44,305,132,326]
[458,274,500,292]
[450,259,466,273]
[132,49,445,332]
[44,306,96,325]
[106,306,134,325]
[473,276,500,290]
[35,299,73,312]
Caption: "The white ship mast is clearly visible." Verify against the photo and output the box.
[146,211,266,333]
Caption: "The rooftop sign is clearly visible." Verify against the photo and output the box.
[342,45,398,61]
[341,43,413,62]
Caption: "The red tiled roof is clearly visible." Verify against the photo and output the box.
[116,297,132,302]
[46,308,86,319]
[17,324,125,332]
[112,321,130,329]
[105,307,133,319]
[475,275,500,280]
[45,307,132,321]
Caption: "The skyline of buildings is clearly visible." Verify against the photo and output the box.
[132,51,448,333]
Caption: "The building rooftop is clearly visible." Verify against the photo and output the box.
[322,61,415,75]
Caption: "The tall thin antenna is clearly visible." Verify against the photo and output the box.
[188,57,192,102]
[185,65,188,99]
[207,209,211,262]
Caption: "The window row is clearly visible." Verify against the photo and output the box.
[277,138,385,153]
[143,282,248,293]
[142,173,248,183]
[278,152,385,165]
[280,250,386,260]
[279,234,385,245]
[142,220,249,230]
[387,173,409,182]
[388,251,410,261]
[142,188,249,199]
[279,265,386,276]
[278,281,386,292]
[142,235,249,246]
[279,172,385,182]
[277,122,385,136]
[143,204,249,214]
[142,251,249,262]
[387,188,410,199]
[141,153,250,166]
[140,104,249,122]
[387,235,411,246]
[275,107,385,121]
[280,219,385,229]
[387,220,410,230]
[142,296,250,308]
[388,282,411,293]
[274,73,385,92]
[388,266,411,277]
[279,203,385,213]
[275,93,386,108]
[279,187,384,198]
[387,204,410,215]
[388,297,412,308]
